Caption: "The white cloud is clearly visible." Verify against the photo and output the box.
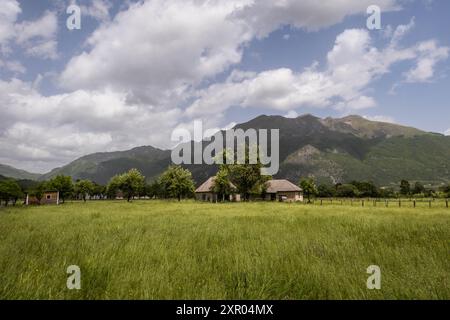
[0,2,58,60]
[59,0,402,105]
[0,0,21,48]
[186,25,449,117]
[0,59,25,73]
[404,40,449,83]
[445,129,450,136]
[235,0,399,37]
[363,115,396,124]
[80,0,113,22]
[388,17,415,46]
[285,110,298,118]
[0,78,181,172]
[60,0,253,105]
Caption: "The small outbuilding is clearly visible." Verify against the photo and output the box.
[265,179,303,202]
[25,191,59,205]
[195,176,241,202]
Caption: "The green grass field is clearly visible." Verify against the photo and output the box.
[0,201,448,299]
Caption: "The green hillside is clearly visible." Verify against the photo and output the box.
[39,146,171,184]
[0,164,40,181]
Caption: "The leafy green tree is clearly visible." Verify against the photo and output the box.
[222,146,270,201]
[412,182,426,195]
[121,169,146,202]
[74,179,95,202]
[91,183,106,199]
[351,181,379,198]
[160,165,195,201]
[443,185,450,198]
[49,175,73,203]
[336,184,359,198]
[30,182,47,205]
[0,179,23,206]
[213,166,233,202]
[106,174,122,199]
[400,179,411,196]
[299,178,317,203]
[379,187,395,198]
[317,184,336,198]
[106,169,145,201]
[145,180,161,199]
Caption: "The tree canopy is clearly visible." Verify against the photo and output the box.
[159,165,195,201]
[106,169,145,202]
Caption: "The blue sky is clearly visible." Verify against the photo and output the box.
[0,0,449,172]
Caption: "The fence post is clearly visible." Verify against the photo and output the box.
[446,200,449,208]
[362,200,364,207]
[413,200,416,208]
[320,199,323,206]
[429,200,431,208]
[399,200,401,208]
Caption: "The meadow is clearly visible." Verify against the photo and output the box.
[0,200,448,300]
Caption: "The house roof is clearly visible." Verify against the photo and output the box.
[266,179,302,193]
[26,190,58,195]
[195,176,237,193]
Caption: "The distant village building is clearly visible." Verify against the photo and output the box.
[25,191,59,205]
[264,179,303,202]
[195,176,241,202]
[195,177,303,202]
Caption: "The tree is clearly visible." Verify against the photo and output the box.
[299,178,317,203]
[74,180,95,202]
[336,184,359,198]
[442,185,450,198]
[145,180,162,199]
[160,165,195,201]
[400,180,410,196]
[49,175,73,203]
[351,181,379,198]
[106,174,122,199]
[412,182,426,195]
[30,182,47,205]
[0,179,23,206]
[213,166,233,202]
[379,187,395,198]
[317,184,336,198]
[120,169,146,201]
[107,169,145,202]
[222,146,270,201]
[91,183,106,199]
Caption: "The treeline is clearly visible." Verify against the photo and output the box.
[299,178,450,202]
[0,166,197,206]
[1,166,450,206]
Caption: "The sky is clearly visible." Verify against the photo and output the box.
[0,0,449,173]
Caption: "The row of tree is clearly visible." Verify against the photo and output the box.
[1,164,449,206]
[299,178,450,202]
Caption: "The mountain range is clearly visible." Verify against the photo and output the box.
[1,114,449,187]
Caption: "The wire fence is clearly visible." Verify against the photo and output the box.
[303,198,450,209]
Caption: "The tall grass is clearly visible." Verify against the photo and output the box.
[0,201,448,299]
